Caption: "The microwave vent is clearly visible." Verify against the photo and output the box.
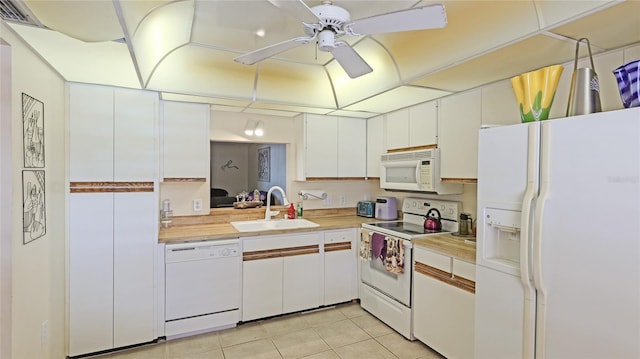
[382,149,435,162]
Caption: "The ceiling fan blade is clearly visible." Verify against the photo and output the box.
[267,0,319,24]
[345,4,447,36]
[330,42,373,79]
[234,36,314,65]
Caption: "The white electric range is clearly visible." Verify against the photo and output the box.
[360,197,461,340]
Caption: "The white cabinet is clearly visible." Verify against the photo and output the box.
[69,84,157,182]
[162,101,210,180]
[338,117,367,177]
[409,101,438,147]
[439,89,482,180]
[385,102,438,151]
[323,229,357,305]
[385,108,410,150]
[68,83,158,356]
[366,115,384,177]
[304,114,366,178]
[242,232,322,321]
[305,114,338,177]
[413,246,475,359]
[68,192,157,356]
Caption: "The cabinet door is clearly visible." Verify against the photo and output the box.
[385,108,409,150]
[162,101,210,179]
[69,84,114,182]
[366,115,384,177]
[114,89,157,182]
[439,89,482,180]
[324,230,357,305]
[409,101,438,147]
[283,253,322,313]
[68,193,114,356]
[337,117,366,177]
[242,257,283,321]
[305,114,338,177]
[113,192,156,347]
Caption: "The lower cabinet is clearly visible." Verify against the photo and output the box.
[413,246,475,359]
[323,229,357,305]
[242,232,322,321]
[68,191,157,357]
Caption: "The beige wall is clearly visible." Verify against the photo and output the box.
[1,23,67,359]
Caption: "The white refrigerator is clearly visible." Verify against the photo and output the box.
[475,108,640,358]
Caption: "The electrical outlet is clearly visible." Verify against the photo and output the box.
[193,199,202,212]
[339,195,346,205]
[41,320,48,345]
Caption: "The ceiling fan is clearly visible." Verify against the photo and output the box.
[234,0,447,79]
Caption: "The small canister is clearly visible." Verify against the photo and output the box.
[459,213,472,235]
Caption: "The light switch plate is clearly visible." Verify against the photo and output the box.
[193,199,202,212]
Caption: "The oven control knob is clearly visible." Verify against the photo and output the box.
[221,248,231,256]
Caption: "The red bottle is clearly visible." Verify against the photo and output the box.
[288,203,296,219]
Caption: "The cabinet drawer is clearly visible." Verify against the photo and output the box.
[453,259,476,281]
[324,229,354,244]
[414,246,450,273]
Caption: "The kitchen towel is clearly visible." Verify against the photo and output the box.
[359,229,372,260]
[384,236,404,274]
[371,232,386,263]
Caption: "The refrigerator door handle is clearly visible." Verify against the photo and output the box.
[520,123,539,359]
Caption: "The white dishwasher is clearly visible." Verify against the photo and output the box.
[165,239,241,338]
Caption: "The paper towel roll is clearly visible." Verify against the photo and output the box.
[299,190,327,200]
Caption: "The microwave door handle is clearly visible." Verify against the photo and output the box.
[415,164,421,185]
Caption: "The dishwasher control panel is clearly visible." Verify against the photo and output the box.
[165,239,240,263]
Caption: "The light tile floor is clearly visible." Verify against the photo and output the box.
[96,302,444,359]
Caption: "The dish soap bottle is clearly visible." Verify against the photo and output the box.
[288,203,296,219]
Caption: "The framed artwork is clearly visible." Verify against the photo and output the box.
[258,146,271,182]
[22,170,46,244]
[22,93,45,168]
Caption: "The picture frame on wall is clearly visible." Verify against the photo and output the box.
[22,93,45,168]
[22,170,46,244]
[258,146,270,182]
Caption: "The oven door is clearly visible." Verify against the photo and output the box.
[360,234,412,307]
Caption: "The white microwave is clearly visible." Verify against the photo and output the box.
[379,149,462,195]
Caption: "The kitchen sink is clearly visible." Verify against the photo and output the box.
[231,218,320,232]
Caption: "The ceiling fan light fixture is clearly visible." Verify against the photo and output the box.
[318,29,336,51]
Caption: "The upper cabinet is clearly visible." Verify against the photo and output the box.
[385,101,438,151]
[366,115,384,178]
[69,83,158,182]
[161,101,210,181]
[439,89,482,182]
[302,114,366,179]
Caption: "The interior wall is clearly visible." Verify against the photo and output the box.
[0,38,13,359]
[2,23,66,359]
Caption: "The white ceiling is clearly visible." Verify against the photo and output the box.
[3,0,639,118]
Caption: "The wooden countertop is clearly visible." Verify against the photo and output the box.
[159,215,379,244]
[412,234,476,262]
[159,213,476,263]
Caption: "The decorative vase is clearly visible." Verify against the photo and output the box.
[511,65,564,122]
[612,59,640,108]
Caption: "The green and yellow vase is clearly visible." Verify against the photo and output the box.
[511,65,563,122]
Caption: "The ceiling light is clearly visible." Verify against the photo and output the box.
[255,28,266,38]
[254,121,264,136]
[244,119,255,136]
